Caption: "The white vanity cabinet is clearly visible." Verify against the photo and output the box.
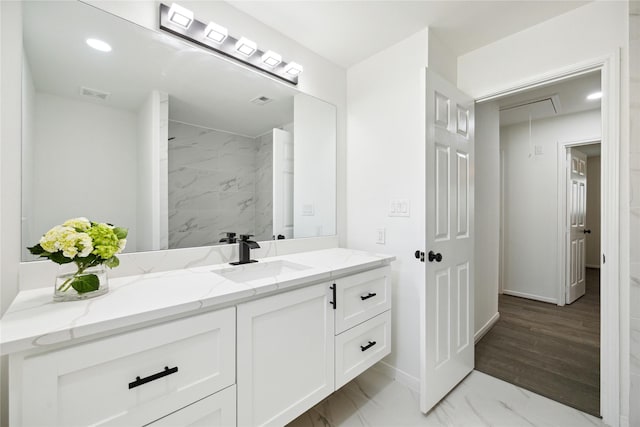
[237,282,335,426]
[333,266,392,388]
[10,308,236,427]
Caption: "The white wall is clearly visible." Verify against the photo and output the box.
[347,28,429,385]
[458,1,628,99]
[585,155,601,268]
[137,90,168,251]
[500,109,601,302]
[474,101,500,339]
[32,93,139,251]
[293,93,336,238]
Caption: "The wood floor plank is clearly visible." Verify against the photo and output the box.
[475,268,600,417]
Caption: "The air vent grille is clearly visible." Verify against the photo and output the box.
[80,86,110,101]
[251,96,273,106]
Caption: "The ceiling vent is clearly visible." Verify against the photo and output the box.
[80,86,110,101]
[251,96,273,106]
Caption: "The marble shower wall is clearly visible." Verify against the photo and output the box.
[255,132,274,241]
[630,1,639,425]
[168,121,274,248]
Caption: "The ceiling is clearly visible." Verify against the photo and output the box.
[227,1,591,68]
[497,71,601,126]
[23,1,297,137]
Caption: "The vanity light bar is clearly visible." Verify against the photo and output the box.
[158,3,300,85]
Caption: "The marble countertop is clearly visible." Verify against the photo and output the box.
[0,248,394,356]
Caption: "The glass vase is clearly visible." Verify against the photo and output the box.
[54,263,109,302]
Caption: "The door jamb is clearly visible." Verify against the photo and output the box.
[475,51,620,425]
[556,138,601,307]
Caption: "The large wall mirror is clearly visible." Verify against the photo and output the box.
[21,1,337,261]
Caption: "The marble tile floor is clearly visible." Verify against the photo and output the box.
[288,367,604,427]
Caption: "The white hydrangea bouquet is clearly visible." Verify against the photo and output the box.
[28,217,128,301]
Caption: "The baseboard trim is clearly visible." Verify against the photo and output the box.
[372,361,420,393]
[474,312,500,343]
[585,264,601,269]
[502,289,557,304]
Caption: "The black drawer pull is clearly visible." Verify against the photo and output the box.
[360,292,377,301]
[360,341,377,352]
[129,366,178,389]
[329,284,336,310]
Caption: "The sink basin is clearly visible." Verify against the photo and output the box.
[213,260,312,283]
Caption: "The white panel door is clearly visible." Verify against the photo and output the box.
[273,128,294,239]
[566,148,587,303]
[237,283,334,426]
[422,69,475,413]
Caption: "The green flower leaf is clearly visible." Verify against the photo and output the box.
[27,244,46,255]
[71,274,100,294]
[105,256,120,268]
[49,251,74,265]
[113,227,128,239]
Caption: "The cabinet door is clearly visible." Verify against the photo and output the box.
[237,283,334,426]
[148,385,236,427]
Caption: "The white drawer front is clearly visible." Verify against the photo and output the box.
[148,385,236,427]
[335,266,391,334]
[335,310,391,389]
[20,308,235,427]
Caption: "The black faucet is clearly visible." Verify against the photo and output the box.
[230,234,260,265]
[219,231,237,244]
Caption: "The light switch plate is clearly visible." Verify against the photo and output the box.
[389,199,410,217]
[302,204,315,216]
[376,228,386,244]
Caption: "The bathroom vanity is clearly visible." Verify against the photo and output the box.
[1,248,394,426]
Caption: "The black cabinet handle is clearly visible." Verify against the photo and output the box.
[329,284,336,310]
[129,366,178,389]
[360,292,377,301]
[360,341,377,352]
[428,251,443,263]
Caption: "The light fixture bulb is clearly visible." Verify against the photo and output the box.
[168,3,194,29]
[235,37,257,57]
[86,38,112,52]
[204,22,228,44]
[586,91,602,100]
[283,62,303,76]
[261,50,282,68]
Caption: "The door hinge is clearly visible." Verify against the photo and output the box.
[602,253,606,264]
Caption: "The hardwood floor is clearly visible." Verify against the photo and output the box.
[475,268,600,417]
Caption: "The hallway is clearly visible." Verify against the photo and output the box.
[475,268,600,416]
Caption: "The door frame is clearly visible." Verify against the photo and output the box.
[475,52,620,425]
[556,138,601,307]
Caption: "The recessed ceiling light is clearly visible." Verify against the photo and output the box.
[261,50,282,68]
[235,37,257,57]
[284,62,303,76]
[587,91,602,100]
[168,3,194,29]
[204,22,227,44]
[86,38,112,52]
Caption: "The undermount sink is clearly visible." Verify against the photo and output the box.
[213,260,312,283]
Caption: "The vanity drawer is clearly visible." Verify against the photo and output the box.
[148,385,236,427]
[335,310,391,389]
[335,266,391,334]
[18,308,235,427]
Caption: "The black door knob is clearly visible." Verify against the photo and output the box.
[428,251,443,262]
[583,229,592,234]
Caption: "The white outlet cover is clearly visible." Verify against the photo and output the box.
[376,228,386,244]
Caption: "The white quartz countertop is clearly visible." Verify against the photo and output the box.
[0,248,394,355]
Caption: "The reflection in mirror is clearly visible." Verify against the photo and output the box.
[21,1,336,261]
